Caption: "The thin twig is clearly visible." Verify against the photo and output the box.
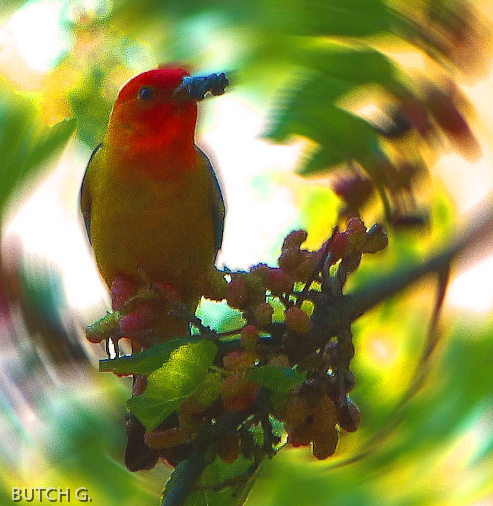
[296,228,337,308]
[345,196,493,320]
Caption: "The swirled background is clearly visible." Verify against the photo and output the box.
[0,1,492,505]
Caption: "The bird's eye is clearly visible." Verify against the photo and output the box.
[138,86,155,102]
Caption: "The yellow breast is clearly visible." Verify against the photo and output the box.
[86,145,216,305]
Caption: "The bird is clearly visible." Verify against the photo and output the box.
[80,67,227,471]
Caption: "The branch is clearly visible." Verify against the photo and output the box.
[161,449,206,506]
[345,193,493,319]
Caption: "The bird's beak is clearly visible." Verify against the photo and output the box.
[172,72,229,103]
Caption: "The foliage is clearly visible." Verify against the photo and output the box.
[0,80,76,221]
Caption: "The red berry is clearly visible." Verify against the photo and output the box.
[346,217,366,236]
[288,425,313,447]
[227,276,249,309]
[283,395,311,427]
[119,305,153,337]
[111,275,138,311]
[243,272,267,306]
[249,263,270,281]
[221,373,259,411]
[223,351,243,370]
[401,97,433,137]
[153,282,180,303]
[217,434,241,463]
[332,172,373,210]
[425,85,481,159]
[293,251,321,281]
[266,268,294,295]
[223,351,256,371]
[337,397,360,433]
[241,325,259,352]
[312,427,338,459]
[426,86,466,135]
[346,218,367,253]
[329,232,348,263]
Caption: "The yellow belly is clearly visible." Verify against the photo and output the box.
[89,153,216,305]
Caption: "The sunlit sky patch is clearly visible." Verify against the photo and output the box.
[201,94,304,269]
[448,256,493,313]
[5,0,71,73]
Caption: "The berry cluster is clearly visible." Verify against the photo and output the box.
[86,277,190,353]
[88,220,387,468]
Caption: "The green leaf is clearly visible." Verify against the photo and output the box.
[87,311,121,344]
[263,0,392,37]
[99,337,192,375]
[19,118,77,177]
[193,371,223,407]
[0,84,76,216]
[295,44,406,96]
[247,366,306,393]
[127,340,218,430]
[298,144,347,176]
[265,71,380,154]
[267,102,378,164]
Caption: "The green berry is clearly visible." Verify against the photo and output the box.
[253,302,274,326]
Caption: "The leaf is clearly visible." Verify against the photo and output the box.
[263,0,392,37]
[194,371,223,407]
[127,340,218,430]
[295,44,406,96]
[0,84,76,217]
[247,366,306,393]
[265,71,380,154]
[266,101,379,166]
[99,337,192,375]
[19,118,77,177]
[298,144,347,176]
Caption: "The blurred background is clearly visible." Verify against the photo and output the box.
[0,0,492,505]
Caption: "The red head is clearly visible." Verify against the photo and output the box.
[105,68,228,179]
[106,68,197,179]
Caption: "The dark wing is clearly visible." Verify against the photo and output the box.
[79,143,102,245]
[197,147,226,259]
